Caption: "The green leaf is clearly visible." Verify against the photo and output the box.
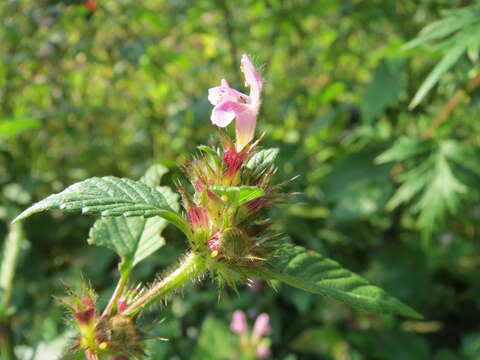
[88,216,167,269]
[376,137,433,164]
[384,143,467,232]
[210,185,264,206]
[405,4,480,108]
[13,176,190,238]
[361,58,406,123]
[88,165,180,268]
[0,118,40,138]
[386,157,433,210]
[141,164,169,188]
[415,154,466,231]
[323,147,393,221]
[409,43,466,109]
[256,245,421,318]
[245,148,279,175]
[192,316,238,360]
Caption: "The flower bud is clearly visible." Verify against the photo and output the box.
[222,227,248,258]
[230,310,248,335]
[224,145,248,177]
[252,313,271,341]
[117,298,128,314]
[95,315,146,358]
[187,205,210,230]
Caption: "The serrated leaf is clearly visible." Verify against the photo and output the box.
[88,216,167,269]
[88,166,180,268]
[245,148,279,172]
[405,4,480,109]
[255,245,421,318]
[409,43,466,109]
[386,157,433,210]
[13,176,190,238]
[376,137,433,164]
[210,185,264,206]
[385,145,467,232]
[415,154,466,231]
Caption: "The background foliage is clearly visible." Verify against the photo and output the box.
[1,0,480,359]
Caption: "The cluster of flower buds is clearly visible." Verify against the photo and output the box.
[230,310,272,358]
[178,54,292,287]
[62,285,147,360]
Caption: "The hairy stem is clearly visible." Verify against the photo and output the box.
[123,252,206,317]
[101,264,131,318]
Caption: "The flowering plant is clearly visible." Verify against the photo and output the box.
[13,55,420,359]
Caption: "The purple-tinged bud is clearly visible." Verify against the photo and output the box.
[195,180,204,192]
[117,298,128,314]
[187,206,210,229]
[252,313,271,341]
[81,295,95,309]
[230,310,248,335]
[74,307,96,325]
[223,144,248,177]
[256,344,271,359]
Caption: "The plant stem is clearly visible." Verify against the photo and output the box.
[0,321,15,360]
[123,252,206,317]
[1,223,23,313]
[423,73,480,138]
[101,264,131,318]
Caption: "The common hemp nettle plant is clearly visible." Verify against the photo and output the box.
[14,55,421,360]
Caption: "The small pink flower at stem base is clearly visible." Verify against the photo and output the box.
[230,310,248,335]
[208,54,264,151]
[252,313,271,341]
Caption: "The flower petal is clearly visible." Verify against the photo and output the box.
[235,106,257,151]
[252,313,271,340]
[211,100,249,127]
[230,310,248,335]
[241,54,263,102]
[208,80,248,105]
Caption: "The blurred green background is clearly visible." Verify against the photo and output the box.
[2,0,480,359]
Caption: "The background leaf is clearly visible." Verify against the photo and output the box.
[0,118,40,138]
[360,58,406,123]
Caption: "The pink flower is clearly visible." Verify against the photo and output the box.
[230,310,248,335]
[208,54,264,151]
[252,313,271,341]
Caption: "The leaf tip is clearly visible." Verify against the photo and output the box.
[11,208,31,224]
